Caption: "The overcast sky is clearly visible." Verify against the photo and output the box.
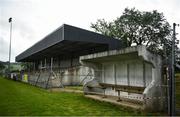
[0,0,180,62]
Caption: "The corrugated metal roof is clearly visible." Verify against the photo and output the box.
[16,24,123,62]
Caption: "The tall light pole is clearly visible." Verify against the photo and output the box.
[170,23,179,116]
[8,17,12,76]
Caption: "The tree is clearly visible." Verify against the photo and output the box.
[0,62,5,75]
[0,62,5,71]
[21,62,34,72]
[91,8,172,56]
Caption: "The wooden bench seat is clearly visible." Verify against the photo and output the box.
[99,83,145,94]
[115,85,145,94]
[99,83,145,101]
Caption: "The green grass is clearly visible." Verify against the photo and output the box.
[0,76,147,116]
[0,76,166,116]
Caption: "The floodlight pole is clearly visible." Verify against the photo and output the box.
[8,17,12,76]
[170,23,179,116]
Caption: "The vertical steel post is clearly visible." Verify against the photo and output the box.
[114,64,117,86]
[46,57,53,89]
[8,18,12,76]
[167,66,171,114]
[127,63,130,86]
[40,60,42,70]
[170,23,176,116]
[143,62,146,87]
[51,57,53,73]
[127,63,130,96]
[33,61,35,72]
[45,58,46,70]
[102,65,105,83]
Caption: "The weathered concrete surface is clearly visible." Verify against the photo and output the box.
[80,46,164,112]
[83,79,104,94]
[28,66,93,88]
[48,88,83,94]
[84,95,142,110]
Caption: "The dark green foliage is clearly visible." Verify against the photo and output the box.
[20,62,34,72]
[0,62,6,75]
[0,62,5,71]
[91,8,172,56]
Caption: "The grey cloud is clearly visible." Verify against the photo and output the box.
[0,36,9,61]
[0,37,9,55]
[0,36,20,62]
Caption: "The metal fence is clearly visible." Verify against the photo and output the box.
[27,69,94,89]
[17,67,175,114]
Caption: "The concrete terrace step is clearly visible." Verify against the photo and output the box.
[84,94,143,110]
[48,88,83,94]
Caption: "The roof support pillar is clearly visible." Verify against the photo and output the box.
[40,60,42,71]
[33,61,35,72]
[127,63,130,86]
[143,62,146,87]
[45,58,46,71]
[51,57,53,73]
[114,64,117,86]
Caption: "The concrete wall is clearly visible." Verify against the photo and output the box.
[100,60,152,100]
[101,60,151,87]
[28,57,94,88]
[81,46,164,112]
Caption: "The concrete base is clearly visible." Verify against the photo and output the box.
[48,88,83,94]
[84,94,142,110]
